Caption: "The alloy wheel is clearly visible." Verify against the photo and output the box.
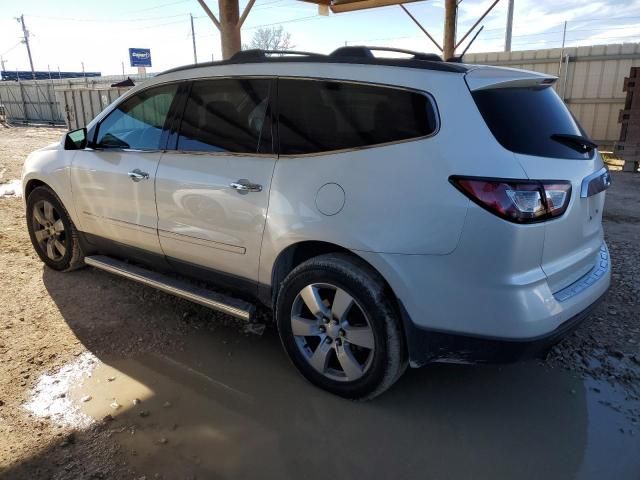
[290,283,375,382]
[31,200,67,261]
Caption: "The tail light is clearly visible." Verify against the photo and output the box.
[450,176,571,224]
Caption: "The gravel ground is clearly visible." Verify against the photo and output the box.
[547,172,640,409]
[0,126,639,479]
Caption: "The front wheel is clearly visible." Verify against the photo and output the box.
[276,253,407,400]
[26,186,85,271]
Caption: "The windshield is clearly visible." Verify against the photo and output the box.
[472,85,593,160]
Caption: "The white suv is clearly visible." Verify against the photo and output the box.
[22,47,611,399]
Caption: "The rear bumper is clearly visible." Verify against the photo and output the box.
[356,239,611,367]
[399,293,603,366]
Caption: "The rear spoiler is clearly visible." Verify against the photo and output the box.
[465,65,557,91]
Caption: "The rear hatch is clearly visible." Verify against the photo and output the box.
[466,66,608,293]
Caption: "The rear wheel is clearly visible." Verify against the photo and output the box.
[276,253,407,400]
[26,186,84,271]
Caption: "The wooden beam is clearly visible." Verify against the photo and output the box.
[455,0,500,49]
[238,0,257,29]
[330,0,421,13]
[399,4,442,52]
[196,0,221,30]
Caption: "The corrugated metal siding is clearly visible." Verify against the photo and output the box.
[54,87,131,130]
[465,43,640,149]
[0,74,148,127]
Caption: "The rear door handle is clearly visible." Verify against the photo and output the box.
[128,169,150,182]
[230,180,262,193]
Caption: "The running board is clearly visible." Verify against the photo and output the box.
[84,255,255,321]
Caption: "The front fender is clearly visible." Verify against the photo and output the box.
[22,144,80,226]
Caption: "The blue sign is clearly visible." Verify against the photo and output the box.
[129,48,152,67]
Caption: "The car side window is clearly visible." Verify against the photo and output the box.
[177,78,273,154]
[95,84,178,150]
[278,79,437,155]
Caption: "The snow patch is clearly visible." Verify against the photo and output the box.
[24,352,98,428]
[0,179,22,198]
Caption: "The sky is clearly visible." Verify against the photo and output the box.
[1,0,639,75]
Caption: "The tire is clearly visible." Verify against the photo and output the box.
[26,186,85,272]
[276,253,407,400]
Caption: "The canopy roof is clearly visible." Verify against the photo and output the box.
[299,0,422,13]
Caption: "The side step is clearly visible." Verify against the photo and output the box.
[84,255,255,321]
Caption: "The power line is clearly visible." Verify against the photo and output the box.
[27,12,190,23]
[137,18,192,30]
[1,42,22,57]
[244,14,322,30]
[127,0,191,13]
[194,12,322,38]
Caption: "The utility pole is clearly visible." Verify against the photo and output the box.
[17,14,36,79]
[558,20,567,76]
[443,0,457,60]
[190,13,198,63]
[197,0,257,59]
[504,0,514,52]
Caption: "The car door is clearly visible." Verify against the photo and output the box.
[70,83,178,255]
[155,78,276,290]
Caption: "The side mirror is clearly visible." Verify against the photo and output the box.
[64,128,88,150]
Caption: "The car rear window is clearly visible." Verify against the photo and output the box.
[278,79,437,155]
[472,86,593,160]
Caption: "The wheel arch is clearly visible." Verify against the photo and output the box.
[268,241,404,325]
[24,178,49,199]
[23,173,81,230]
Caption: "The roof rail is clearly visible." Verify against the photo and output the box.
[158,46,468,76]
[230,49,327,61]
[330,46,443,62]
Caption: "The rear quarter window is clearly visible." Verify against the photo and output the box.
[278,79,438,155]
[472,86,593,160]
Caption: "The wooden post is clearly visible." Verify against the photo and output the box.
[198,0,256,60]
[443,0,457,60]
[219,0,240,59]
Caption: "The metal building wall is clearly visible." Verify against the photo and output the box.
[55,87,131,130]
[0,74,145,127]
[465,43,640,150]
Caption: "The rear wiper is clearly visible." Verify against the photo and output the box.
[550,133,597,154]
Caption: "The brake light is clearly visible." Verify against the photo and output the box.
[450,177,571,223]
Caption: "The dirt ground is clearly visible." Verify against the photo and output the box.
[1,126,639,480]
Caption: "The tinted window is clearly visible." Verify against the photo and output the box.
[96,84,177,150]
[278,79,437,155]
[472,86,592,160]
[177,79,272,153]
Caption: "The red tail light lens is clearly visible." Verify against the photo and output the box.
[450,177,571,223]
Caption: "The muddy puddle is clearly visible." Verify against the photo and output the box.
[23,327,640,479]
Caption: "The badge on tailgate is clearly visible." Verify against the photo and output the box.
[580,167,611,198]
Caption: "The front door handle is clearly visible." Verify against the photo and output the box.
[230,179,262,193]
[128,169,150,182]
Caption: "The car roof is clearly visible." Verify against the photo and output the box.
[158,46,472,77]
